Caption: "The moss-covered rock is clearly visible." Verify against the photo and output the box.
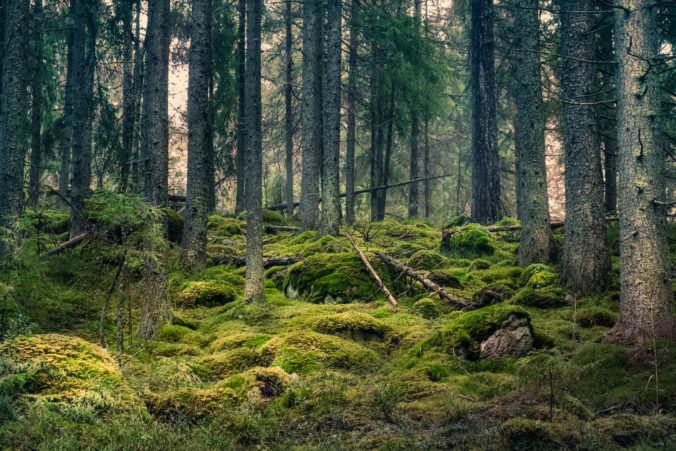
[575,307,617,328]
[519,264,556,286]
[406,250,446,270]
[312,312,389,341]
[412,298,442,320]
[156,323,193,343]
[0,334,142,413]
[207,215,243,238]
[176,280,238,307]
[425,304,532,360]
[512,286,567,308]
[441,224,496,258]
[260,331,380,374]
[283,253,377,303]
[198,347,264,378]
[427,270,463,289]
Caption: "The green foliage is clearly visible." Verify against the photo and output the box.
[406,249,446,270]
[176,280,238,307]
[512,286,567,308]
[442,224,496,258]
[312,312,389,341]
[498,417,582,450]
[575,307,617,328]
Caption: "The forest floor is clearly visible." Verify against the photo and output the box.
[1,199,675,450]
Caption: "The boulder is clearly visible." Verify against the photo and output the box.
[480,314,533,359]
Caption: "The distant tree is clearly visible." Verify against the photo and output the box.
[320,0,342,236]
[300,0,323,230]
[182,0,213,270]
[344,0,359,225]
[284,0,294,218]
[235,0,247,213]
[408,0,422,219]
[511,0,551,265]
[118,0,135,193]
[470,0,501,224]
[28,0,44,207]
[244,0,265,303]
[559,0,610,294]
[0,0,29,266]
[607,0,675,343]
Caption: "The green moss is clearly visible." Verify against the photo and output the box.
[525,271,558,288]
[575,307,617,328]
[312,312,389,341]
[283,253,377,303]
[594,414,676,448]
[498,417,582,450]
[209,332,272,353]
[446,214,470,228]
[494,217,520,227]
[149,342,202,357]
[412,298,442,320]
[207,215,243,238]
[424,304,531,358]
[260,331,380,374]
[155,324,192,343]
[406,250,446,270]
[0,334,142,413]
[144,387,237,424]
[170,312,200,330]
[262,209,290,226]
[198,347,264,378]
[442,224,496,258]
[519,264,555,286]
[176,281,238,307]
[427,270,463,289]
[469,259,491,270]
[512,286,567,308]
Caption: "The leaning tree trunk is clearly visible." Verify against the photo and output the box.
[470,0,501,224]
[28,0,44,207]
[559,0,610,295]
[512,0,551,265]
[244,0,265,303]
[182,0,213,270]
[300,0,323,230]
[284,0,294,217]
[142,0,170,209]
[344,0,359,225]
[0,0,29,267]
[69,0,96,237]
[320,0,342,236]
[606,0,675,344]
[234,0,247,213]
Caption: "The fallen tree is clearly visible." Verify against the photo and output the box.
[213,255,299,268]
[375,252,473,309]
[345,233,398,309]
[46,232,91,256]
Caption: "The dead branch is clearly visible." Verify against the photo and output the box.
[212,254,300,268]
[46,232,91,256]
[375,252,473,309]
[345,233,398,309]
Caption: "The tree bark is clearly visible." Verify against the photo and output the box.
[28,0,43,207]
[559,0,610,295]
[69,0,96,237]
[606,0,675,343]
[244,0,265,303]
[130,0,144,193]
[512,0,551,265]
[300,0,323,230]
[118,0,134,192]
[603,133,618,216]
[379,92,395,220]
[235,0,247,213]
[284,0,294,218]
[142,0,170,209]
[0,0,29,265]
[345,0,359,225]
[470,0,501,224]
[58,22,75,204]
[182,0,213,270]
[320,0,342,236]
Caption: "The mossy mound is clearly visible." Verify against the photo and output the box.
[283,253,377,303]
[406,250,446,270]
[425,304,532,360]
[312,312,389,341]
[144,386,237,424]
[593,414,676,448]
[441,224,496,258]
[155,323,193,343]
[0,334,142,413]
[519,264,555,285]
[221,366,293,400]
[427,270,463,289]
[260,331,381,374]
[198,347,265,378]
[575,307,617,328]
[498,417,582,450]
[207,215,243,238]
[209,332,272,352]
[469,259,491,270]
[412,298,442,319]
[512,286,567,308]
[176,280,238,307]
[262,209,290,225]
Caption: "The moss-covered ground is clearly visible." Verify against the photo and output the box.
[0,209,675,449]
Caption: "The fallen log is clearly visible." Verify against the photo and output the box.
[345,233,398,309]
[46,232,90,256]
[485,220,565,233]
[267,174,452,211]
[265,225,300,234]
[213,254,300,268]
[375,251,473,309]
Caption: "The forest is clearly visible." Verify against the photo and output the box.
[0,0,675,448]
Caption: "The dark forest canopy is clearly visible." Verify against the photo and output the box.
[0,0,675,448]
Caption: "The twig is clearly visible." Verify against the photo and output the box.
[345,233,398,309]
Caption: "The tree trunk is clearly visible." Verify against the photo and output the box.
[409,113,420,218]
[182,0,213,270]
[320,0,342,236]
[369,58,385,222]
[603,133,618,216]
[470,0,501,224]
[235,0,247,213]
[130,0,143,193]
[345,0,359,225]
[559,0,610,295]
[300,0,323,230]
[423,117,430,218]
[606,0,675,344]
[69,0,96,237]
[58,33,75,205]
[142,0,170,209]
[284,0,294,218]
[28,0,43,207]
[379,92,395,220]
[244,0,265,303]
[118,0,134,193]
[512,0,551,266]
[0,0,29,266]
